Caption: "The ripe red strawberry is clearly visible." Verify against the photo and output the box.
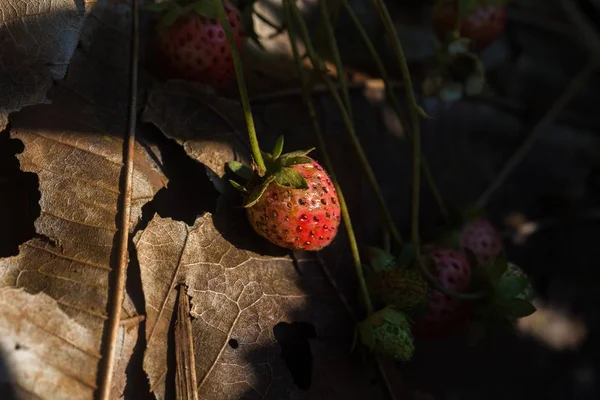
[412,248,472,338]
[229,137,341,251]
[246,160,341,251]
[152,0,244,87]
[459,218,502,265]
[430,0,507,51]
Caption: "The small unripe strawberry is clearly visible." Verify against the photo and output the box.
[367,267,431,315]
[358,307,415,362]
[412,248,472,338]
[459,218,503,265]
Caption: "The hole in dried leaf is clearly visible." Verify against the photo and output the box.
[139,126,218,227]
[273,321,316,391]
[0,125,41,257]
[228,339,239,349]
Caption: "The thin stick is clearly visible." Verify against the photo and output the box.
[340,0,449,223]
[213,0,266,175]
[476,61,596,208]
[288,0,404,248]
[96,0,139,398]
[175,285,199,400]
[284,0,372,315]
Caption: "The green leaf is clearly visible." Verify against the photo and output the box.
[229,179,248,193]
[502,298,536,318]
[497,276,528,300]
[281,156,313,167]
[145,2,173,12]
[226,161,253,181]
[488,252,508,282]
[190,0,218,19]
[160,6,181,28]
[272,136,284,159]
[274,167,308,189]
[244,176,275,208]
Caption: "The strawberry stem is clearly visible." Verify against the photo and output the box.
[283,0,373,316]
[287,0,405,249]
[367,0,489,301]
[318,0,353,121]
[212,0,266,175]
[367,0,422,252]
[340,0,450,224]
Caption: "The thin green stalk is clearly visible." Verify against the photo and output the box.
[213,0,266,175]
[341,0,450,223]
[368,0,421,251]
[366,0,488,300]
[284,0,373,315]
[288,0,404,248]
[318,0,353,120]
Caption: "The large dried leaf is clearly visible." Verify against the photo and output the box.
[0,0,93,129]
[141,81,250,193]
[136,203,376,399]
[0,1,166,398]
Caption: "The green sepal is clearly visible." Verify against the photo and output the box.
[366,247,396,272]
[279,148,315,161]
[226,161,253,181]
[274,167,308,189]
[281,156,313,167]
[189,0,217,19]
[501,298,536,318]
[244,175,275,208]
[229,179,248,193]
[272,136,284,159]
[145,2,173,12]
[160,6,182,28]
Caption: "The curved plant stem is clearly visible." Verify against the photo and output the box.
[97,0,139,398]
[288,0,404,248]
[368,0,422,251]
[475,61,596,208]
[213,0,266,175]
[341,0,450,223]
[365,0,488,300]
[284,0,373,315]
[318,0,353,120]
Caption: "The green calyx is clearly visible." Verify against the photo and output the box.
[357,307,414,362]
[226,136,315,207]
[470,254,536,326]
[364,246,429,316]
[146,0,218,28]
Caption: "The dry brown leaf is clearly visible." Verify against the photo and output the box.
[135,202,369,399]
[0,1,166,398]
[0,0,94,129]
[141,80,250,194]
